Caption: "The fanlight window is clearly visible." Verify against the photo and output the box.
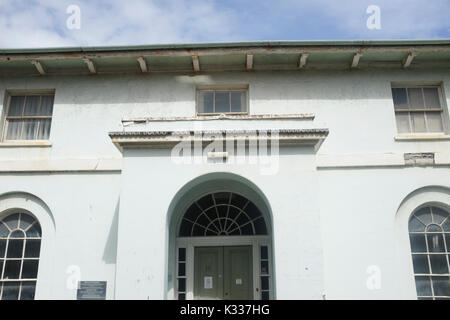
[408,206,450,300]
[0,213,41,300]
[179,192,267,237]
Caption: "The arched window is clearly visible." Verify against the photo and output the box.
[179,192,267,237]
[409,206,450,299]
[0,212,41,300]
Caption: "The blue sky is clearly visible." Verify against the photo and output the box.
[0,0,449,48]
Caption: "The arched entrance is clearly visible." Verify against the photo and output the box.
[167,173,274,300]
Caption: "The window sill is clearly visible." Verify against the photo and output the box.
[394,134,450,141]
[0,140,52,147]
[196,112,249,117]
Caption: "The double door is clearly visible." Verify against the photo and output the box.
[194,246,253,300]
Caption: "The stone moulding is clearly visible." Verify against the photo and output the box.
[121,113,315,124]
[109,128,329,151]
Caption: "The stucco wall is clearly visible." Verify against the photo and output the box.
[0,173,120,299]
[1,69,449,160]
[0,68,449,299]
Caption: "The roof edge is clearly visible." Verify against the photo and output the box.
[2,39,450,55]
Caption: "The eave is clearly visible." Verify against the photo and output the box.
[1,39,450,76]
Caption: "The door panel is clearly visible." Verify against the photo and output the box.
[194,246,253,300]
[194,247,223,299]
[224,246,253,300]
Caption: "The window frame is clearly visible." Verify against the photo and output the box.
[0,212,42,300]
[196,85,249,116]
[1,90,55,142]
[408,205,450,300]
[391,83,449,136]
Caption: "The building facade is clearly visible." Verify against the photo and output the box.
[0,40,449,300]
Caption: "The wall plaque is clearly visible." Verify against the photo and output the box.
[77,281,107,300]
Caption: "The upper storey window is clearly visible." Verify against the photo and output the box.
[197,87,248,115]
[392,86,446,134]
[2,92,54,141]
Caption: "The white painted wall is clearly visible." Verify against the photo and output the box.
[0,173,120,299]
[0,68,449,299]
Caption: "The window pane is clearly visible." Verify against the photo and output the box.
[24,239,41,258]
[10,230,25,238]
[392,88,408,110]
[26,224,41,238]
[426,224,442,232]
[412,254,429,274]
[179,219,193,237]
[215,92,230,113]
[19,214,35,231]
[20,281,36,300]
[429,255,449,274]
[261,291,269,300]
[23,96,40,116]
[432,207,449,225]
[178,262,185,277]
[254,218,267,235]
[444,218,450,231]
[1,281,20,300]
[22,120,38,140]
[426,112,443,132]
[415,208,432,225]
[0,223,9,238]
[6,239,24,258]
[423,88,441,109]
[8,96,25,116]
[261,276,269,290]
[410,234,427,252]
[40,95,54,116]
[446,234,450,251]
[261,246,268,260]
[432,276,450,297]
[241,223,253,235]
[178,293,186,300]
[231,91,246,112]
[198,91,213,114]
[21,260,39,279]
[178,247,186,262]
[411,112,426,132]
[36,119,51,140]
[427,234,445,253]
[4,260,21,279]
[408,88,425,109]
[245,202,260,221]
[415,276,432,296]
[409,216,426,232]
[178,278,186,292]
[3,214,20,230]
[0,240,5,257]
[0,259,3,278]
[6,120,23,140]
[395,112,411,133]
[261,260,269,275]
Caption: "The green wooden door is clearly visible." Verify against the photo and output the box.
[194,246,253,300]
[194,247,224,300]
[224,246,253,300]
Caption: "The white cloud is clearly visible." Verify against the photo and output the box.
[0,0,240,48]
[0,0,448,48]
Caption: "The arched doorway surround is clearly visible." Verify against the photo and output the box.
[166,172,274,300]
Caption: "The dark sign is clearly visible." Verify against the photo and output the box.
[77,281,107,300]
